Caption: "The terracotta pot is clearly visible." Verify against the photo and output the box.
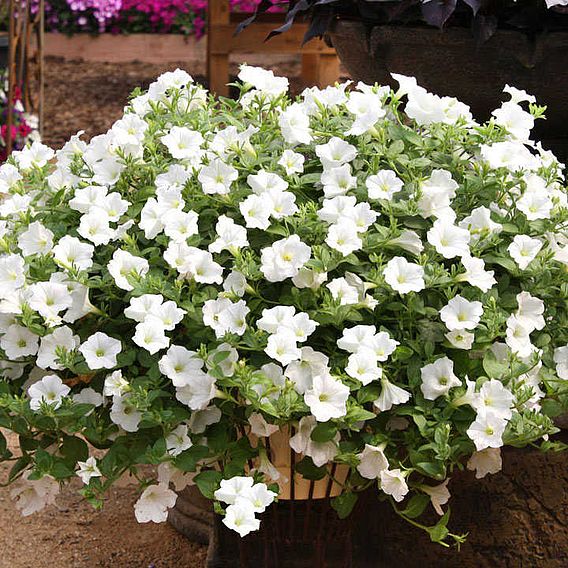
[327,20,568,159]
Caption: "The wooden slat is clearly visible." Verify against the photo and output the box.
[209,24,335,55]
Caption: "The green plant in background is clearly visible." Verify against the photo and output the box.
[0,66,566,544]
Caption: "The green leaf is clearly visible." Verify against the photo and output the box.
[310,422,338,443]
[401,494,430,519]
[60,436,89,463]
[427,509,451,543]
[331,492,358,519]
[9,455,31,481]
[194,470,223,499]
[175,445,210,472]
[295,456,327,481]
[483,350,509,379]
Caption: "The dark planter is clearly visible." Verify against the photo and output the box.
[170,438,568,567]
[0,33,8,70]
[327,20,568,159]
[170,488,354,568]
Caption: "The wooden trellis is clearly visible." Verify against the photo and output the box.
[208,0,339,97]
[5,0,44,156]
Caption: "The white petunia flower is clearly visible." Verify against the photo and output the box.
[104,370,130,397]
[222,500,260,537]
[28,282,74,320]
[515,291,545,331]
[326,277,359,305]
[321,164,357,198]
[209,215,249,254]
[420,357,461,400]
[166,424,193,456]
[346,349,382,385]
[37,325,80,370]
[214,476,255,505]
[383,257,425,295]
[315,137,357,170]
[240,193,271,230]
[79,332,121,370]
[459,255,497,292]
[374,377,411,412]
[421,480,451,516]
[160,126,204,160]
[76,457,102,484]
[427,219,470,259]
[466,412,507,451]
[198,158,238,195]
[260,236,311,283]
[159,345,204,387]
[162,210,199,243]
[180,247,223,285]
[292,267,328,290]
[1,324,39,359]
[107,249,149,291]
[249,412,279,438]
[18,222,54,256]
[473,379,514,421]
[466,448,503,479]
[175,373,217,410]
[417,169,458,219]
[53,235,95,272]
[357,444,389,479]
[505,315,535,358]
[445,330,475,350]
[285,347,329,394]
[553,345,568,380]
[337,325,377,353]
[28,374,70,411]
[459,206,502,243]
[325,221,362,256]
[110,394,142,432]
[0,254,26,297]
[278,149,305,175]
[11,474,60,516]
[507,235,542,270]
[439,295,483,331]
[133,321,170,354]
[265,330,301,366]
[379,469,409,502]
[366,170,404,201]
[134,483,178,523]
[304,373,350,422]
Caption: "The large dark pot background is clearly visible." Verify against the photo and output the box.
[0,33,8,70]
[327,21,568,160]
[170,436,568,566]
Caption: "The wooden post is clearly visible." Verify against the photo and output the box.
[208,0,231,97]
[301,53,341,89]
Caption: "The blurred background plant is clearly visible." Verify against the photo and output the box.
[34,0,281,37]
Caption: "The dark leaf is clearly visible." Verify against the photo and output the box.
[421,0,457,28]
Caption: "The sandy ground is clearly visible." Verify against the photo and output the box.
[0,454,207,568]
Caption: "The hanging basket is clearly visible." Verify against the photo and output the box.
[256,426,350,501]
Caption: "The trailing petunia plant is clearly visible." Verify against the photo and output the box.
[0,66,567,544]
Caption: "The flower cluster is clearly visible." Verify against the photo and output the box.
[0,74,40,163]
[0,66,567,545]
[38,0,278,36]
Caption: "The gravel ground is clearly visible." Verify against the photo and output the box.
[42,56,304,149]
